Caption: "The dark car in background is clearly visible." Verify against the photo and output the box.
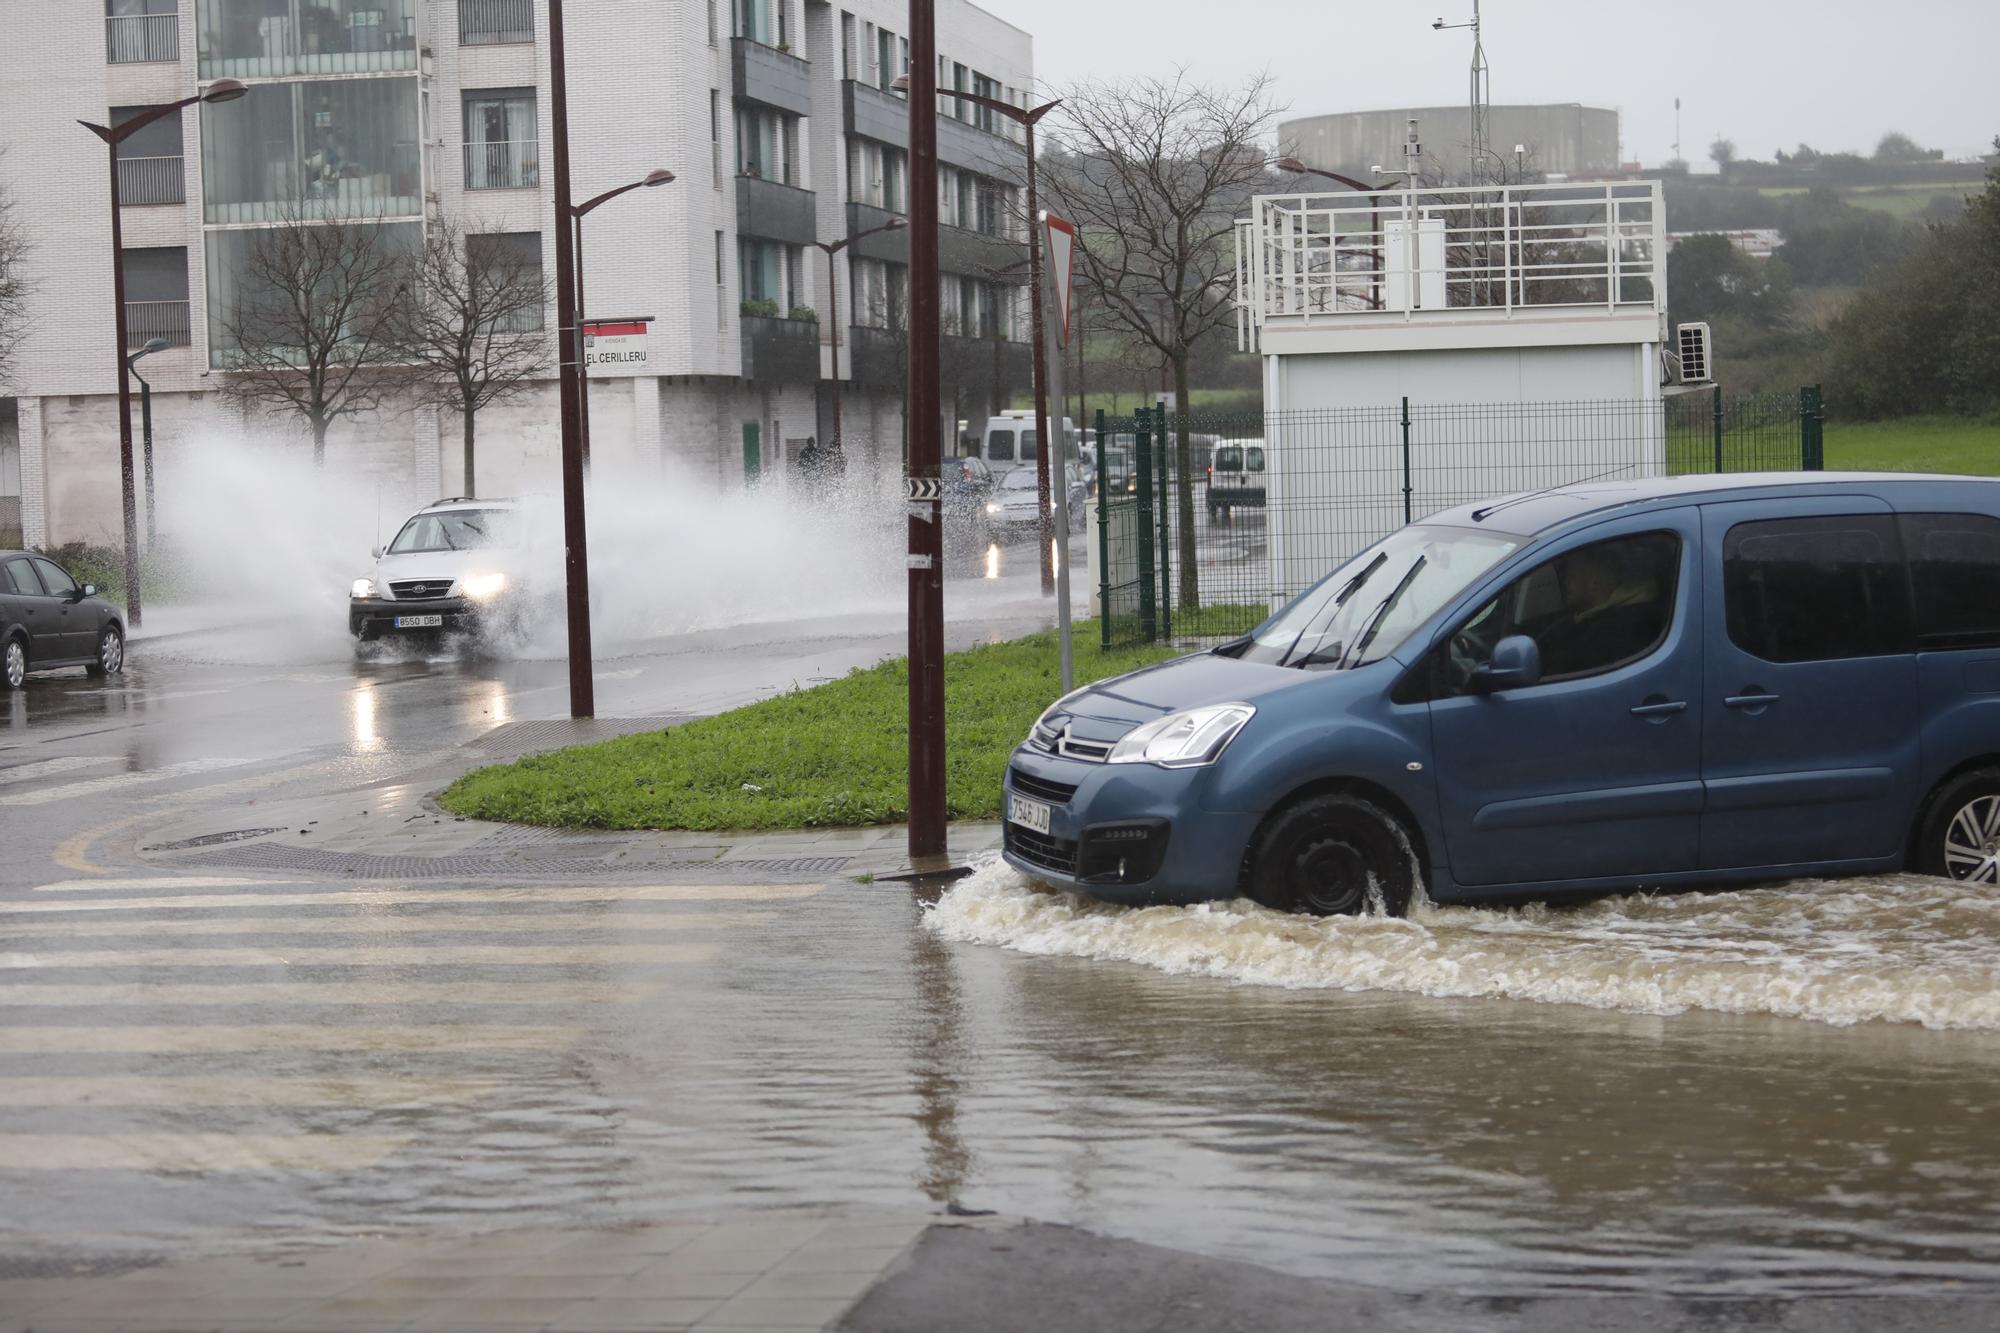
[1,551,125,689]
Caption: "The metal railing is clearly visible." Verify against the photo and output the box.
[464,140,539,190]
[126,300,191,349]
[117,156,185,207]
[1237,180,1664,347]
[487,304,545,333]
[106,13,179,63]
[458,0,534,44]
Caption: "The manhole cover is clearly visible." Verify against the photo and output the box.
[143,827,288,852]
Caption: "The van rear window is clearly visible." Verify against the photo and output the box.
[1902,513,2000,650]
[1723,516,1912,663]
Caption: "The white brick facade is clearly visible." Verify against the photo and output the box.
[0,1,1031,546]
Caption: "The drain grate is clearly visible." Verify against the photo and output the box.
[714,856,852,875]
[142,827,289,852]
[0,1251,164,1280]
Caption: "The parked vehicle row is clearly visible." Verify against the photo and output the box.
[1,552,123,688]
[1004,473,2000,914]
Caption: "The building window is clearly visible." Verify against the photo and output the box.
[199,0,419,78]
[734,0,772,45]
[107,0,178,65]
[459,0,534,47]
[716,231,728,328]
[840,12,854,79]
[464,89,539,190]
[707,0,718,47]
[121,246,191,349]
[112,104,186,207]
[735,105,799,186]
[201,78,422,224]
[466,232,546,331]
[710,91,724,189]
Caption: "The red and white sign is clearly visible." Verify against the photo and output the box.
[583,317,651,376]
[1042,213,1077,348]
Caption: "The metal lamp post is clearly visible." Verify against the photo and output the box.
[893,72,1062,595]
[814,216,906,469]
[125,336,169,548]
[569,168,675,471]
[1433,1,1489,179]
[80,78,246,629]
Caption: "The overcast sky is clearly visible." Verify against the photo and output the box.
[984,0,1998,167]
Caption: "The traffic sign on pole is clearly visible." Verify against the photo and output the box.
[1044,213,1078,349]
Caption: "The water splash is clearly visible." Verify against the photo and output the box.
[926,860,2000,1030]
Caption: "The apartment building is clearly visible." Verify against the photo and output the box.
[0,0,1034,549]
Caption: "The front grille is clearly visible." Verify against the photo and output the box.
[1009,767,1078,805]
[1004,822,1077,875]
[389,579,454,601]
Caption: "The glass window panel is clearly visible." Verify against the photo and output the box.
[202,77,421,223]
[199,0,417,78]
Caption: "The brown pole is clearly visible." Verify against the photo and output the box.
[106,143,142,629]
[1024,117,1054,596]
[905,0,946,861]
[574,212,591,472]
[826,243,843,457]
[548,0,593,718]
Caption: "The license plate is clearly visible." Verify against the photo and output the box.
[1009,792,1052,836]
[394,615,444,629]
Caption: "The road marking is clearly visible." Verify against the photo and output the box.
[0,757,115,788]
[7,911,777,939]
[13,883,822,908]
[0,1076,487,1107]
[0,981,672,1006]
[0,1025,582,1055]
[0,1134,408,1171]
[26,877,303,894]
[0,758,256,807]
[0,942,719,969]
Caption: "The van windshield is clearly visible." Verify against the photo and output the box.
[1214,447,1242,472]
[1240,525,1520,669]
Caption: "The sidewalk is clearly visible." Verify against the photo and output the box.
[0,1211,1001,1333]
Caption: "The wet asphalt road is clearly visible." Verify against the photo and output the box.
[4,532,2000,1317]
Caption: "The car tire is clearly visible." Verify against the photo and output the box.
[2,636,25,690]
[1248,792,1419,917]
[85,625,124,678]
[1915,767,2000,884]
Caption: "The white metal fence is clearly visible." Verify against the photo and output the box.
[117,156,185,207]
[1236,180,1664,349]
[106,13,178,63]
[465,141,539,190]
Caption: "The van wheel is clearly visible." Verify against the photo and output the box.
[1249,793,1418,917]
[1916,768,2000,884]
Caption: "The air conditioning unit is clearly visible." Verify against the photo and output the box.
[1676,322,1713,384]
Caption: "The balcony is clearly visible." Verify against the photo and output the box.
[126,300,191,350]
[843,80,908,149]
[735,174,815,245]
[1236,180,1665,353]
[740,314,818,383]
[842,79,1026,182]
[459,0,533,44]
[847,324,905,388]
[844,202,908,262]
[118,156,185,206]
[731,37,811,118]
[465,140,539,190]
[107,13,179,64]
[939,224,1027,283]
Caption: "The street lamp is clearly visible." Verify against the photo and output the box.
[893,72,1064,596]
[814,216,906,470]
[126,336,169,548]
[568,168,674,470]
[80,79,246,630]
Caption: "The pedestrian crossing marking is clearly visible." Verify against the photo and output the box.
[0,1134,408,1171]
[0,1025,581,1055]
[0,758,257,807]
[0,1076,486,1107]
[0,981,672,1006]
[0,942,720,969]
[0,756,114,788]
[10,884,823,910]
[27,877,301,894]
[7,911,778,940]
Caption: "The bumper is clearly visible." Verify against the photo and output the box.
[998,745,1260,907]
[349,597,479,637]
[1209,487,1266,508]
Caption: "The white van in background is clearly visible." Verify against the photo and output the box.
[980,411,1080,468]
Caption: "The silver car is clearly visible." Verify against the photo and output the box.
[347,498,535,642]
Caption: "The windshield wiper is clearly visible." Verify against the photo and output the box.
[1279,552,1386,667]
[1340,557,1428,669]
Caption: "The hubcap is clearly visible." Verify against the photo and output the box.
[100,631,122,673]
[1295,835,1371,915]
[1943,795,2000,883]
[4,642,22,688]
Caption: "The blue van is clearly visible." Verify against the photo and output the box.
[1003,474,2000,915]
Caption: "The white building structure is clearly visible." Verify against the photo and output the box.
[0,0,1034,549]
[1234,178,1669,597]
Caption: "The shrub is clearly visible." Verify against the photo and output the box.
[788,305,817,323]
[739,298,780,319]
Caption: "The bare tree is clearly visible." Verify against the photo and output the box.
[390,219,551,496]
[1042,71,1280,611]
[0,152,30,389]
[217,207,407,464]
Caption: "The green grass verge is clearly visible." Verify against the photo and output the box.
[1823,416,2000,475]
[438,623,1181,832]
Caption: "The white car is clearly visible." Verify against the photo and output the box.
[348,497,539,642]
[985,465,1088,535]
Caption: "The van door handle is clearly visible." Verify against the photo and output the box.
[1724,693,1781,709]
[1629,699,1688,717]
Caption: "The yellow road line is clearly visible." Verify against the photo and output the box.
[0,1076,487,1107]
[0,942,719,969]
[8,884,822,911]
[0,1025,581,1055]
[0,1134,408,1171]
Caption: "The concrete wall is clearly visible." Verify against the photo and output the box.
[1279,105,1622,181]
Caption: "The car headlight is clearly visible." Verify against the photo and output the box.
[985,502,1003,514]
[350,578,375,599]
[459,572,507,601]
[1107,703,1255,768]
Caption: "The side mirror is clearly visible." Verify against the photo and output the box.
[81,584,97,598]
[1470,634,1542,694]
[370,546,383,559]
